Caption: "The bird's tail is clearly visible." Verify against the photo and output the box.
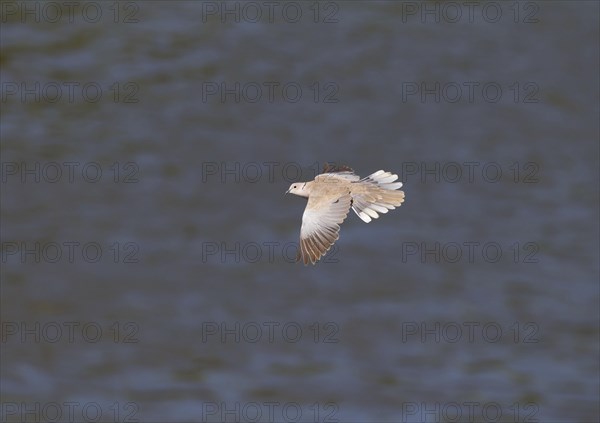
[352,170,405,223]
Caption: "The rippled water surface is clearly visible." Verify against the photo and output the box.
[1,1,599,422]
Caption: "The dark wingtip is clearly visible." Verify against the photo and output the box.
[322,162,354,174]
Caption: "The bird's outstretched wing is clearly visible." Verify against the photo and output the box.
[318,164,360,183]
[297,194,352,265]
[321,163,354,174]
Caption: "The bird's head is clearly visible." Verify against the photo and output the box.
[285,182,310,198]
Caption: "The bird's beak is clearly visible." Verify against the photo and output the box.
[284,188,290,195]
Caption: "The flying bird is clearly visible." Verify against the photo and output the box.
[286,164,405,265]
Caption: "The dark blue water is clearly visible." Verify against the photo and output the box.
[1,1,598,422]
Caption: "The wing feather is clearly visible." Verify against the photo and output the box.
[297,194,352,265]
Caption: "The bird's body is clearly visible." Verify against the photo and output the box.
[287,164,405,265]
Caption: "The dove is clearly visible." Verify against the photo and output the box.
[286,164,405,265]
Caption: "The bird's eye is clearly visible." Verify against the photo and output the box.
[294,185,297,188]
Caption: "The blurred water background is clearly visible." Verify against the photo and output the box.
[1,1,599,422]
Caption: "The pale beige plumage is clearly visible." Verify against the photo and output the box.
[286,164,405,265]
